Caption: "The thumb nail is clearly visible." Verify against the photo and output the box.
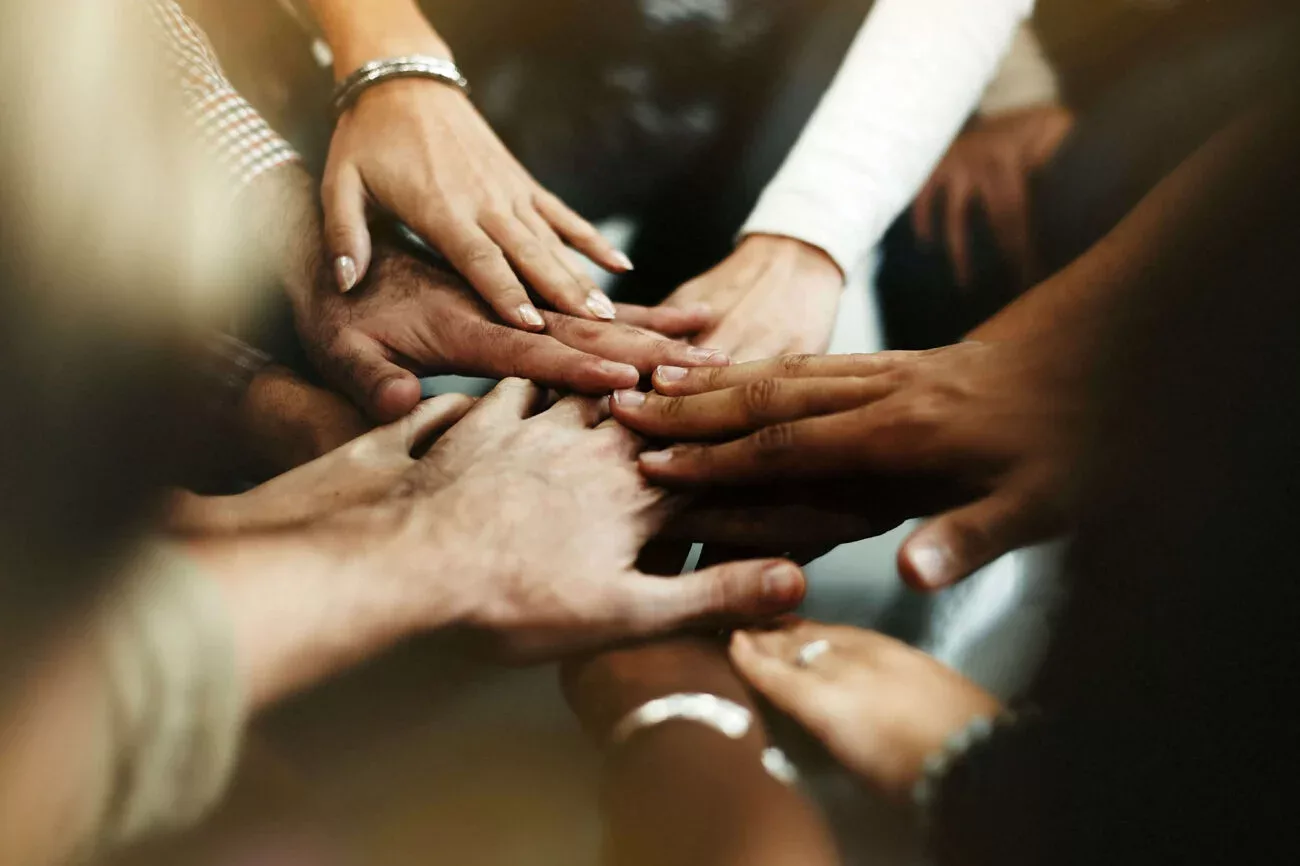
[761,563,803,604]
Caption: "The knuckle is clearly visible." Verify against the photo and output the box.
[656,395,687,420]
[741,378,781,417]
[779,353,814,375]
[459,240,503,269]
[751,422,796,454]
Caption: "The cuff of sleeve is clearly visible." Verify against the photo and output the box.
[740,190,885,280]
[92,540,244,851]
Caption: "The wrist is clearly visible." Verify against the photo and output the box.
[738,234,844,287]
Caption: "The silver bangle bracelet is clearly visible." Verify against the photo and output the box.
[332,55,470,117]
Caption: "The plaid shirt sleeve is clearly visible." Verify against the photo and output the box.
[146,0,301,196]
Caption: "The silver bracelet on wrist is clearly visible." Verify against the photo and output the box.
[332,55,470,118]
[609,693,801,787]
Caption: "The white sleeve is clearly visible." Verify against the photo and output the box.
[978,25,1060,117]
[740,0,1036,277]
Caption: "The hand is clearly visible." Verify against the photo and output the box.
[611,342,1081,589]
[294,244,729,421]
[323,79,631,327]
[380,379,808,661]
[913,105,1075,286]
[170,393,474,534]
[662,235,844,363]
[730,620,1001,797]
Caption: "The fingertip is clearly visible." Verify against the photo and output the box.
[898,537,957,592]
[760,560,807,611]
[372,375,422,423]
[335,255,359,293]
[612,251,634,272]
[652,365,690,391]
[585,290,617,321]
[598,361,640,389]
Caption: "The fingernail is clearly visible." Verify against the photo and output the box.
[518,304,545,328]
[613,251,634,272]
[600,361,640,383]
[762,563,802,600]
[335,256,358,293]
[655,365,688,383]
[640,450,675,466]
[586,290,617,320]
[612,389,645,409]
[908,542,951,589]
[687,347,729,365]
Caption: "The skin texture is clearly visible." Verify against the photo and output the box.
[193,379,808,710]
[913,105,1075,287]
[612,343,1081,590]
[292,242,728,422]
[730,621,1000,797]
[662,235,845,363]
[307,0,629,326]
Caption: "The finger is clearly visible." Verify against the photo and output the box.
[612,375,900,440]
[944,176,975,288]
[612,303,718,338]
[481,209,613,321]
[533,190,633,274]
[539,394,612,428]
[328,332,422,423]
[321,163,372,292]
[622,559,806,636]
[898,485,1054,592]
[983,164,1033,286]
[455,323,640,393]
[728,631,828,718]
[398,393,477,453]
[439,222,545,331]
[515,203,618,319]
[464,377,546,422]
[638,402,912,486]
[542,314,730,375]
[912,175,942,245]
[653,351,921,396]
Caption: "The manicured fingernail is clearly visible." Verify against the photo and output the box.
[613,251,634,271]
[518,304,545,328]
[655,365,688,383]
[640,450,675,466]
[613,389,645,408]
[586,290,617,320]
[687,347,729,365]
[335,256,358,293]
[762,563,802,600]
[908,542,951,588]
[600,361,640,383]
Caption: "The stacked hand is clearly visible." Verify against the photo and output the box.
[730,620,1001,796]
[913,105,1075,286]
[293,243,728,421]
[612,342,1081,589]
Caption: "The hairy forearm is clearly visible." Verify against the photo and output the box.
[303,0,452,76]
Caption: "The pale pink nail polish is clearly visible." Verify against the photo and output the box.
[613,389,646,408]
[908,543,951,588]
[335,256,358,293]
[656,365,688,383]
[613,251,635,272]
[519,304,545,328]
[586,290,617,320]
[640,450,675,465]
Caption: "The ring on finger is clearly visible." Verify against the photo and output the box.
[795,639,831,668]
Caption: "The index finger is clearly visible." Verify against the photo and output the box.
[652,351,923,396]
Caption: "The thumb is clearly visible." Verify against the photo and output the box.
[322,164,373,293]
[327,333,422,423]
[624,559,806,637]
[898,486,1050,591]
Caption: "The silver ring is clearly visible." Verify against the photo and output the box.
[795,639,831,668]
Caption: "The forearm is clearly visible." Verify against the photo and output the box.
[303,0,452,76]
[185,511,459,712]
[741,0,1033,275]
[970,110,1265,348]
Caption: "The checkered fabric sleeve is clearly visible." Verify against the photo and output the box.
[146,0,301,196]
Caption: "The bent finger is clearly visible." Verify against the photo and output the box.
[321,163,372,292]
[440,222,544,331]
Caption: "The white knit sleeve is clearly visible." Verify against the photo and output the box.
[741,0,1037,277]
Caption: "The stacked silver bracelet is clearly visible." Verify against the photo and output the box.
[332,55,470,117]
